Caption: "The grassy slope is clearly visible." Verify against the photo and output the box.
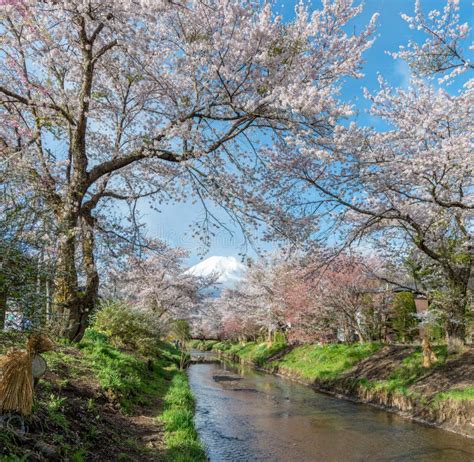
[191,340,379,378]
[78,330,205,460]
[356,346,448,397]
[78,330,175,413]
[354,346,474,402]
[0,331,205,462]
[273,343,381,381]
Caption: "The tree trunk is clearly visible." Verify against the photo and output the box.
[53,214,77,299]
[52,207,81,341]
[55,216,99,343]
[74,214,100,342]
[53,237,80,340]
[353,320,366,343]
[0,290,7,330]
[51,197,100,343]
[444,277,469,354]
[446,316,466,355]
[422,336,437,368]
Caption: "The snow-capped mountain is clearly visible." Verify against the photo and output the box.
[185,256,246,289]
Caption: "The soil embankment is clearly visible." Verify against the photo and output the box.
[314,346,474,438]
[0,332,205,461]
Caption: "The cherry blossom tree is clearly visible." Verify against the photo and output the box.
[107,239,214,336]
[391,0,472,83]
[313,255,392,342]
[262,0,472,352]
[206,256,288,342]
[0,0,377,341]
[217,282,274,342]
[278,268,332,344]
[274,253,391,344]
[199,252,391,344]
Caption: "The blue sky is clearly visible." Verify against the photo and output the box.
[138,0,473,266]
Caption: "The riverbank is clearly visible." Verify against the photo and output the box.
[0,331,205,461]
[190,340,474,438]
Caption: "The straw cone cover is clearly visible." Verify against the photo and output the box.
[0,334,54,416]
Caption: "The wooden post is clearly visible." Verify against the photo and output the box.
[415,295,436,368]
[414,296,428,338]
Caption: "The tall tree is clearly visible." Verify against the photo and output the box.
[262,0,472,351]
[0,0,376,341]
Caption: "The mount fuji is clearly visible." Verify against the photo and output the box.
[185,256,246,290]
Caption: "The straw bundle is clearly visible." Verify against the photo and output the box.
[0,334,54,416]
[27,334,55,355]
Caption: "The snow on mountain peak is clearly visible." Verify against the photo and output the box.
[185,256,246,287]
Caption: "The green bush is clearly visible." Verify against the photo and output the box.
[390,292,417,342]
[92,299,161,357]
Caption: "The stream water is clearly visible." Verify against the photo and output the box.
[187,352,474,462]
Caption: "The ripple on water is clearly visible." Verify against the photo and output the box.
[188,362,474,462]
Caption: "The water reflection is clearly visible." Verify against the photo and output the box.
[187,357,474,462]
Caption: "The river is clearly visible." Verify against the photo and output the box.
[187,353,474,462]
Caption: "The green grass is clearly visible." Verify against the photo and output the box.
[273,343,381,381]
[43,393,69,430]
[207,340,473,405]
[233,341,287,366]
[435,387,474,401]
[210,341,232,351]
[358,346,449,397]
[191,339,229,353]
[80,330,205,460]
[207,340,380,377]
[0,329,204,460]
[160,373,207,462]
[188,339,219,351]
[205,340,288,366]
[77,330,177,413]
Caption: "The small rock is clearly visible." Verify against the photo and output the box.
[35,441,60,460]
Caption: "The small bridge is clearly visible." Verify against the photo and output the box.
[189,354,221,364]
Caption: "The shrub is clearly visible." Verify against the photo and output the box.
[92,299,161,357]
[390,292,417,342]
